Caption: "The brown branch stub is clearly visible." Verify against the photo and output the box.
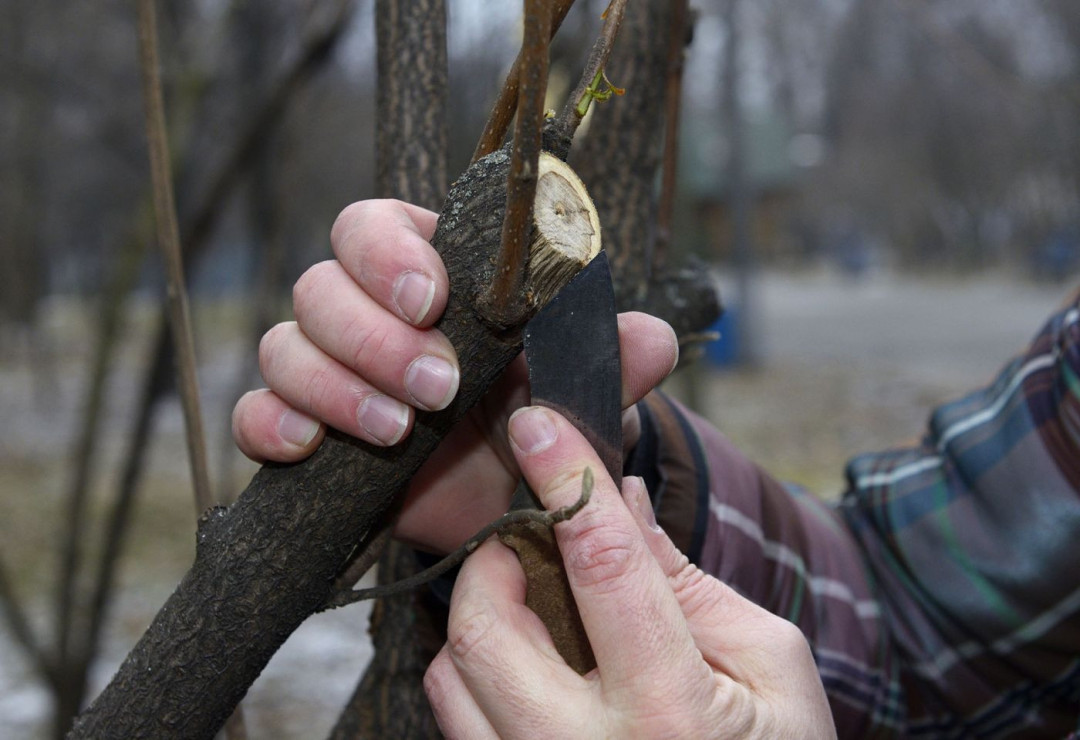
[471,0,577,164]
[484,0,553,326]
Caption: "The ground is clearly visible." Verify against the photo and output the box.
[0,268,1070,738]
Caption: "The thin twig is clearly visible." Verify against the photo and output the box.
[654,0,690,269]
[324,469,594,609]
[186,0,355,253]
[137,0,213,515]
[471,0,577,164]
[553,0,628,139]
[0,555,54,684]
[52,222,148,680]
[894,0,1035,106]
[485,0,552,323]
[79,0,356,683]
[332,523,395,592]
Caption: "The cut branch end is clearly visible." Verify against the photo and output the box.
[525,153,602,309]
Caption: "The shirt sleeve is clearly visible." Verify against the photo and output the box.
[839,291,1080,738]
[632,290,1080,738]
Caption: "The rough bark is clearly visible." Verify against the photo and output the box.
[336,1,448,737]
[376,0,448,210]
[69,146,576,740]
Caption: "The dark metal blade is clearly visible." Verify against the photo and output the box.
[524,250,623,485]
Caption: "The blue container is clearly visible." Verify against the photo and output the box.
[704,305,739,368]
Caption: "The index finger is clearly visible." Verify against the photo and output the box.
[329,199,447,327]
[506,406,712,698]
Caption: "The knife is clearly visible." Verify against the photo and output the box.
[500,249,623,675]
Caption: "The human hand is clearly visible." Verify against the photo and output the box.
[423,405,837,739]
[231,199,679,553]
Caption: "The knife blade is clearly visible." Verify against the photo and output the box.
[501,249,623,674]
[524,250,623,484]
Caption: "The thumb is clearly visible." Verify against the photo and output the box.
[622,477,787,670]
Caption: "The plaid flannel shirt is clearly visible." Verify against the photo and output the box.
[629,291,1080,738]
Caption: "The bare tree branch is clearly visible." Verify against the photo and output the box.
[0,554,54,684]
[471,0,576,163]
[137,0,214,516]
[655,0,690,268]
[484,0,553,325]
[552,0,629,145]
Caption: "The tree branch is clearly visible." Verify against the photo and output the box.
[0,554,54,684]
[552,0,629,145]
[69,136,587,740]
[137,0,213,516]
[375,0,449,209]
[325,471,593,608]
[484,0,552,325]
[470,0,577,163]
[654,0,690,269]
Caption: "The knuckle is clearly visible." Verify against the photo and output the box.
[258,323,293,382]
[292,260,339,318]
[422,655,453,709]
[229,396,252,444]
[561,513,644,594]
[771,615,812,657]
[446,602,499,664]
[341,314,390,370]
[298,366,337,414]
[671,566,726,621]
[329,200,371,248]
[709,679,759,737]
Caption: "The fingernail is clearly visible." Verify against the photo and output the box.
[508,406,558,455]
[404,355,460,411]
[393,271,436,325]
[278,409,320,448]
[628,476,662,532]
[358,394,409,445]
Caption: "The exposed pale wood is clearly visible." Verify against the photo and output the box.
[526,152,602,307]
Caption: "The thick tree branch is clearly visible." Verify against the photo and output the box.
[69,138,589,739]
[375,0,449,209]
